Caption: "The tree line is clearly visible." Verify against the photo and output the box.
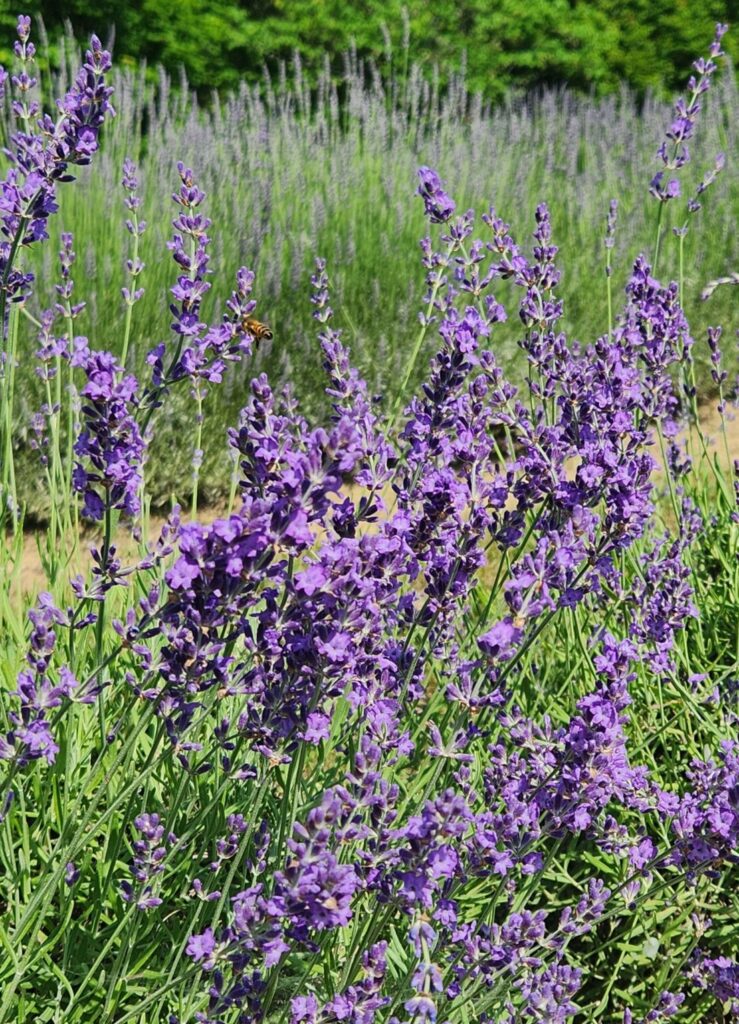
[1,0,736,100]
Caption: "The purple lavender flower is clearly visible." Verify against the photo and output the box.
[313,257,395,495]
[668,740,739,872]
[0,20,113,320]
[73,349,146,520]
[0,594,78,768]
[651,23,727,201]
[417,167,456,224]
[187,928,217,966]
[143,166,257,410]
[290,942,388,1022]
[121,812,170,911]
[268,791,361,940]
[687,950,739,1016]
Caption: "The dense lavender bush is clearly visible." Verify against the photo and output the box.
[0,15,738,1024]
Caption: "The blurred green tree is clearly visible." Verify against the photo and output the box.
[0,0,736,98]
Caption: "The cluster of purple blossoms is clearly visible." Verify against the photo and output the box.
[72,348,147,521]
[687,949,739,1016]
[269,791,361,940]
[667,740,739,872]
[623,992,686,1023]
[0,594,80,767]
[627,529,698,676]
[173,33,734,1004]
[2,16,737,1024]
[476,632,648,867]
[121,812,175,911]
[0,17,113,318]
[290,942,389,1023]
[414,906,584,1024]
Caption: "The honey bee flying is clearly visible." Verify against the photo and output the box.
[240,315,273,343]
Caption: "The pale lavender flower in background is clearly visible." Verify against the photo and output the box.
[650,23,728,203]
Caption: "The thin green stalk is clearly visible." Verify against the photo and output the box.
[652,201,665,275]
[391,236,459,422]
[191,385,204,517]
[0,304,20,526]
[94,501,114,745]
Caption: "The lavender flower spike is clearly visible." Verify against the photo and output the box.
[417,167,456,224]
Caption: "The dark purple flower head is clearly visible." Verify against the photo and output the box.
[417,167,456,224]
[1,595,78,769]
[687,950,739,1015]
[645,991,686,1021]
[121,811,171,911]
[73,349,146,521]
[269,790,361,939]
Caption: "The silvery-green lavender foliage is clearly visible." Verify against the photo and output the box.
[0,16,738,1024]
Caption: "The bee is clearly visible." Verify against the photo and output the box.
[240,316,273,343]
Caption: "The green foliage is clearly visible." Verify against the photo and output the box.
[2,0,737,99]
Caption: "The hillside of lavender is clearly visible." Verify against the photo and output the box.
[1,16,739,1024]
[4,32,738,512]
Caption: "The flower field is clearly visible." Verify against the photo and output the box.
[0,15,738,1024]
[2,21,738,514]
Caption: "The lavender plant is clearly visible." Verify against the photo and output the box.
[0,15,738,1024]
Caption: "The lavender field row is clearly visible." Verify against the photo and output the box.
[3,30,738,511]
[0,16,738,1024]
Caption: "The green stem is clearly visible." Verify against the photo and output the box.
[391,236,459,422]
[192,385,204,517]
[1,304,20,528]
[652,201,665,275]
[94,501,114,745]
